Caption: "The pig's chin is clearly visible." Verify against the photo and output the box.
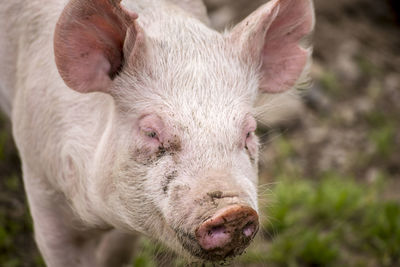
[173,227,248,262]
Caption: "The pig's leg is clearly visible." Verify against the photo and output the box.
[24,168,137,266]
[22,169,98,266]
[96,229,138,266]
[26,189,98,266]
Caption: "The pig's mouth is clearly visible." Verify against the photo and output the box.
[174,228,241,262]
[174,226,257,262]
[173,205,259,262]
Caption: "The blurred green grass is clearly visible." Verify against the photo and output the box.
[257,174,399,267]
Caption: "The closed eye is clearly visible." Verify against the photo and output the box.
[142,128,160,142]
[245,131,254,150]
[246,132,250,139]
[145,131,158,139]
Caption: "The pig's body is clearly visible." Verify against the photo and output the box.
[1,1,210,265]
[0,0,314,266]
[1,1,135,265]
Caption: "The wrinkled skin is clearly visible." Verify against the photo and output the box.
[0,0,314,265]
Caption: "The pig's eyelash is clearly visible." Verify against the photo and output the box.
[245,131,255,150]
[141,128,159,141]
[245,132,250,150]
[145,131,157,139]
[246,131,255,140]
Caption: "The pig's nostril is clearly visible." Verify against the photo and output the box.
[243,222,256,237]
[201,225,230,250]
[195,205,259,260]
[210,225,226,236]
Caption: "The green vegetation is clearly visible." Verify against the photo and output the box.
[251,174,399,267]
[365,110,398,161]
[132,239,158,267]
[320,71,342,98]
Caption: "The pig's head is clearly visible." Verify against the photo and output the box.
[54,0,314,262]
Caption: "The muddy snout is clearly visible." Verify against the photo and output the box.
[195,205,259,261]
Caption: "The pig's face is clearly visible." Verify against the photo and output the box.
[54,0,314,261]
[107,34,261,259]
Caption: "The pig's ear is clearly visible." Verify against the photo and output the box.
[230,0,315,93]
[54,0,141,93]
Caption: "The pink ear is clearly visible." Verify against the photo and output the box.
[54,0,139,93]
[231,0,315,93]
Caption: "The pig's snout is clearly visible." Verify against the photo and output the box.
[195,205,259,261]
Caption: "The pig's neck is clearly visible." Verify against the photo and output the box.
[53,94,120,228]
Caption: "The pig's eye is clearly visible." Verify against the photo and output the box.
[145,131,157,139]
[138,114,164,144]
[245,131,254,149]
[142,129,159,142]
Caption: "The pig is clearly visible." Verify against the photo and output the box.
[0,0,314,265]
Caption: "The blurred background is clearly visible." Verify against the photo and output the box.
[0,0,399,266]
